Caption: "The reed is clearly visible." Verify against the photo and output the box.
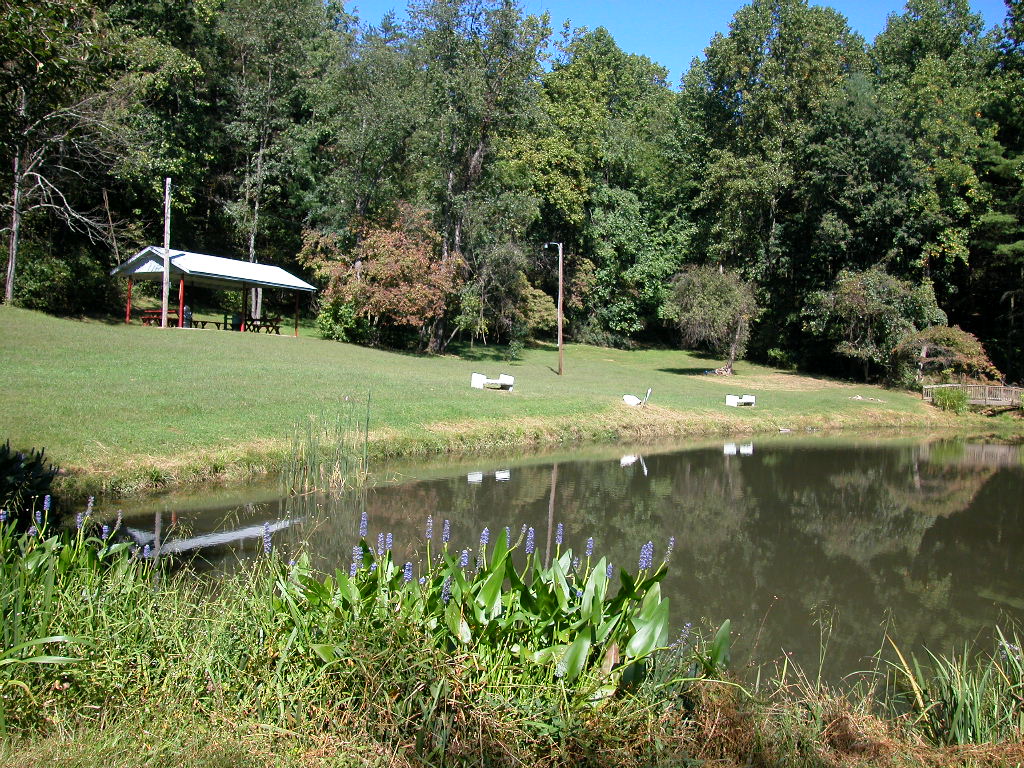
[280,395,371,494]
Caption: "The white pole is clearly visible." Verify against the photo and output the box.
[161,177,171,328]
[545,242,564,376]
[556,242,564,376]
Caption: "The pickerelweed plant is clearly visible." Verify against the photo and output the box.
[277,519,675,698]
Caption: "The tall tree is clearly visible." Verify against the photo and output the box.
[1,0,120,303]
[406,0,548,351]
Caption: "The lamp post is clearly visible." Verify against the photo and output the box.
[544,241,564,375]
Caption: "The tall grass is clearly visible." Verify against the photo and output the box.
[281,396,371,494]
[884,633,1024,745]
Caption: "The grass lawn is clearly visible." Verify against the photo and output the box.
[0,306,990,496]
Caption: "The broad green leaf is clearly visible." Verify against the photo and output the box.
[560,631,592,682]
[624,598,670,659]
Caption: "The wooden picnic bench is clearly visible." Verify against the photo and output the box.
[244,316,282,334]
[140,309,178,326]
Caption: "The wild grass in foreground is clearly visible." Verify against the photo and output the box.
[1,504,1023,767]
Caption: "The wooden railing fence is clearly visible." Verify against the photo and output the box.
[922,383,1022,406]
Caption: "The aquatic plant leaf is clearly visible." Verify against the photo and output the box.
[445,602,472,645]
[560,631,592,683]
[625,599,669,659]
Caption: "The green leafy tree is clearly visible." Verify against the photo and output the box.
[803,266,947,381]
[661,265,758,375]
[1,0,123,303]
[517,27,681,340]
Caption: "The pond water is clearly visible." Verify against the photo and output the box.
[110,435,1024,680]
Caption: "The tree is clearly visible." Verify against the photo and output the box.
[1,0,119,303]
[661,265,757,374]
[516,27,681,340]
[802,266,947,381]
[299,204,462,347]
[892,324,1002,384]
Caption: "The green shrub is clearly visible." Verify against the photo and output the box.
[932,387,969,415]
[0,442,57,527]
[315,297,366,342]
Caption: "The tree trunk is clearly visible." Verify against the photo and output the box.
[725,316,746,375]
[4,152,23,304]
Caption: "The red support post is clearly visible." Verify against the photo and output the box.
[125,277,133,323]
[178,278,184,327]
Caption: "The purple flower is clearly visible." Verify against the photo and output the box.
[505,526,511,546]
[143,544,151,559]
[419,576,426,585]
[351,545,363,571]
[386,532,393,551]
[425,515,434,540]
[442,519,451,544]
[43,495,51,513]
[585,537,594,557]
[262,522,272,554]
[403,562,413,582]
[359,509,368,539]
[459,549,469,568]
[27,525,37,537]
[606,562,614,579]
[369,562,377,573]
[350,562,358,577]
[479,527,490,549]
[377,532,385,556]
[525,527,535,555]
[572,556,580,572]
[441,577,452,604]
[75,512,84,530]
[35,508,42,526]
[555,523,563,547]
[0,510,6,523]
[85,496,94,516]
[638,541,654,571]
[101,525,110,541]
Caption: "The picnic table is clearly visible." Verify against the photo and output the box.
[140,309,178,326]
[243,316,283,334]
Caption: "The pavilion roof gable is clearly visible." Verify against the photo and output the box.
[112,247,316,292]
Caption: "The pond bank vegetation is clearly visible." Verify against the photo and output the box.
[1,505,1022,768]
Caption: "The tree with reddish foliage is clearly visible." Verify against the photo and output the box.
[299,205,463,348]
[893,325,1003,385]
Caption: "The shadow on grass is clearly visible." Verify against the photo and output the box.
[659,367,717,376]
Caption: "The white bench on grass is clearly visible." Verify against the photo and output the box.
[725,394,756,407]
[470,372,515,391]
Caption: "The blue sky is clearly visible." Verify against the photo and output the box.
[346,0,1011,86]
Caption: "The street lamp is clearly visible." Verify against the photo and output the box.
[544,242,564,376]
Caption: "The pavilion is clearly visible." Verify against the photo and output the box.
[111,246,316,335]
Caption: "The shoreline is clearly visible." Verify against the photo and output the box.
[54,403,1010,500]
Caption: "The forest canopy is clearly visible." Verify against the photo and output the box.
[2,0,1022,382]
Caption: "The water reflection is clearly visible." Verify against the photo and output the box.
[112,437,1024,679]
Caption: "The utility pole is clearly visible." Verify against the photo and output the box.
[161,177,171,328]
[545,242,564,375]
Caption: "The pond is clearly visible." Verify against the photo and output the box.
[110,435,1024,681]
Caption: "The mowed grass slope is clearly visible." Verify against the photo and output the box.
[1,306,959,494]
